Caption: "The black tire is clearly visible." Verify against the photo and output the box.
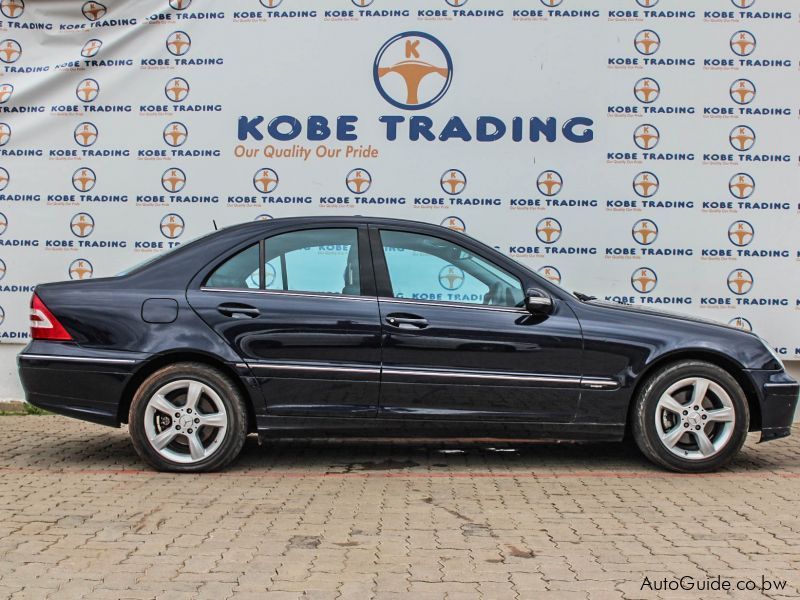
[129,362,247,473]
[632,360,749,473]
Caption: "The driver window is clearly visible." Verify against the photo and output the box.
[379,230,524,308]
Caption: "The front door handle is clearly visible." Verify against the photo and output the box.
[217,303,260,319]
[385,314,428,330]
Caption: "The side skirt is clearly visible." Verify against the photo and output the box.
[256,415,625,442]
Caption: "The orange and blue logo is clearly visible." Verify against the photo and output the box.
[0,258,5,281]
[0,39,21,64]
[255,214,273,221]
[70,212,95,238]
[161,168,186,193]
[82,1,106,21]
[259,0,283,7]
[0,83,14,104]
[440,169,466,195]
[81,39,102,58]
[632,219,658,245]
[536,170,563,197]
[166,31,191,56]
[633,124,659,150]
[0,167,8,191]
[374,31,453,111]
[346,168,372,194]
[169,0,191,9]
[0,123,10,146]
[636,0,658,7]
[68,258,93,280]
[631,267,657,293]
[441,216,465,232]
[354,0,375,6]
[731,0,755,7]
[76,78,99,102]
[163,122,188,147]
[253,168,279,194]
[536,217,562,244]
[728,316,752,331]
[633,171,659,198]
[730,79,756,105]
[438,265,464,290]
[72,167,96,192]
[0,0,23,18]
[727,220,754,247]
[634,30,660,55]
[74,122,98,147]
[538,265,561,285]
[634,78,660,103]
[730,31,756,57]
[540,0,564,6]
[0,211,6,235]
[165,77,190,102]
[729,125,755,152]
[727,268,753,295]
[0,305,4,326]
[728,173,754,199]
[160,213,184,239]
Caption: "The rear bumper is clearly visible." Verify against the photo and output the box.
[746,368,799,442]
[17,342,143,427]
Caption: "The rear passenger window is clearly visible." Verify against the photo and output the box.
[205,244,259,289]
[265,229,360,295]
[204,229,362,296]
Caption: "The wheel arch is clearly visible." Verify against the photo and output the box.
[625,349,761,434]
[118,351,258,433]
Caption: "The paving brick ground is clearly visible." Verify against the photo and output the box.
[0,416,799,599]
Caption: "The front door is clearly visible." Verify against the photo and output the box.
[188,225,381,417]
[370,226,583,422]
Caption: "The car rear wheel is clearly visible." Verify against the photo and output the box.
[632,360,749,473]
[129,362,247,472]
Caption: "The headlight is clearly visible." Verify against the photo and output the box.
[760,337,784,368]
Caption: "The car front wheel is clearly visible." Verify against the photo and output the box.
[632,360,749,472]
[129,362,247,472]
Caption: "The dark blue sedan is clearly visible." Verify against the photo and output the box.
[18,217,798,472]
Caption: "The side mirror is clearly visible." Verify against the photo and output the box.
[524,288,553,314]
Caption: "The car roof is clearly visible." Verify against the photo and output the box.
[222,215,455,234]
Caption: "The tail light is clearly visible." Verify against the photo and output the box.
[30,293,73,341]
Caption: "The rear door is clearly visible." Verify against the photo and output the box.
[187,224,381,417]
[370,225,583,422]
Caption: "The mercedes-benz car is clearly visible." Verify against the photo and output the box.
[18,216,798,472]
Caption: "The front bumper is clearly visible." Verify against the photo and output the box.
[746,368,799,442]
[17,342,143,427]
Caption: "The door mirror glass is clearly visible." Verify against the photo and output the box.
[524,288,553,314]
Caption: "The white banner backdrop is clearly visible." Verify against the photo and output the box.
[0,0,798,358]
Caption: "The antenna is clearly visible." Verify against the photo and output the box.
[212,219,218,231]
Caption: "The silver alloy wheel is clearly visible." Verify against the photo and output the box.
[143,379,228,464]
[654,377,735,460]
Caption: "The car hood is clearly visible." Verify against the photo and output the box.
[583,299,753,334]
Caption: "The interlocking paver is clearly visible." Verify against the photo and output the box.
[0,416,799,599]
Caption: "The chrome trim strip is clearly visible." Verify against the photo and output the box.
[243,362,380,375]
[200,287,375,302]
[383,367,580,385]
[18,354,137,365]
[580,377,620,390]
[237,361,618,389]
[379,297,528,314]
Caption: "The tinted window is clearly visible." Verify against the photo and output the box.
[205,243,259,289]
[265,228,361,295]
[206,229,361,294]
[380,230,524,307]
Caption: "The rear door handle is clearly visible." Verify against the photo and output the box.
[385,314,428,329]
[217,303,260,318]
